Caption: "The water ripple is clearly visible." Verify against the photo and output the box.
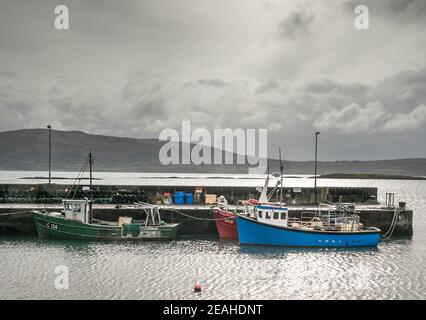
[1,180,426,299]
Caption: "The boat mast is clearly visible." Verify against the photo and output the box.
[279,147,284,203]
[88,151,94,223]
[89,151,93,198]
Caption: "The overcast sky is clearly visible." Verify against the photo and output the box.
[1,0,426,160]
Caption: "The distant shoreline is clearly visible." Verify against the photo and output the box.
[317,173,426,180]
[2,129,426,176]
[14,173,426,181]
[18,177,103,180]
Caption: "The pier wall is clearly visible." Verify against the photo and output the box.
[0,184,378,205]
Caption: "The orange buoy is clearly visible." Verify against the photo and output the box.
[194,282,201,293]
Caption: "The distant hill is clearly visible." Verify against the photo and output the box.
[0,129,425,176]
[267,158,426,177]
[0,129,246,173]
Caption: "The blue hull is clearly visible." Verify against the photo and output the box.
[236,216,380,247]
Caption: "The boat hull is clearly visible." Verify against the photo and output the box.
[211,209,238,239]
[236,215,380,247]
[32,211,179,241]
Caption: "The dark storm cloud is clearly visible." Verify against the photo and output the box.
[343,0,426,19]
[255,79,280,94]
[276,11,314,40]
[0,70,17,79]
[383,68,426,86]
[313,69,426,134]
[197,78,227,88]
[303,79,367,96]
[0,0,426,160]
[1,67,426,159]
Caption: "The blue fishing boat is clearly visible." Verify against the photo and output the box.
[236,202,381,247]
[235,149,381,247]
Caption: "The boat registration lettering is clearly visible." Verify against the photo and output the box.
[142,230,161,238]
[46,222,59,230]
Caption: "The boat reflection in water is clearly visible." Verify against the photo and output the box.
[238,243,379,255]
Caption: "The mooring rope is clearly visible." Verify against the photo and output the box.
[381,206,401,240]
[0,210,33,216]
[162,207,236,221]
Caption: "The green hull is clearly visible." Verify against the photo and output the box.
[32,211,179,241]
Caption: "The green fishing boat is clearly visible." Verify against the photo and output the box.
[32,199,180,241]
[32,152,180,241]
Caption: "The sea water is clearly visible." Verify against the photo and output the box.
[0,175,425,299]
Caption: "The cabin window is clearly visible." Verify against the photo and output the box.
[266,211,270,219]
[281,212,287,220]
[258,210,263,218]
[273,212,279,219]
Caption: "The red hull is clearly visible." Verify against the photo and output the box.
[212,209,238,239]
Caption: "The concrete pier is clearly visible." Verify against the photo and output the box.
[0,204,413,237]
[0,183,379,206]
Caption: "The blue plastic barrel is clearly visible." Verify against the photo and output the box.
[185,193,193,204]
[173,191,185,205]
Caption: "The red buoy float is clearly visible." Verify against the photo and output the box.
[194,282,201,293]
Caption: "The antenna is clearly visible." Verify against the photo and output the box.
[279,147,284,203]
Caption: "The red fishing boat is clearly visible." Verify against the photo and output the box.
[211,198,260,239]
[212,149,285,240]
[211,207,238,239]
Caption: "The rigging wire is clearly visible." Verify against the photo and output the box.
[66,155,89,199]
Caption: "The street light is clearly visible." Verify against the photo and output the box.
[314,131,320,203]
[47,125,51,184]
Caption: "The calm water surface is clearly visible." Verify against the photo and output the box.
[1,177,425,299]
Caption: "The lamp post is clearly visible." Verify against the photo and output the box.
[314,131,320,203]
[47,125,51,184]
